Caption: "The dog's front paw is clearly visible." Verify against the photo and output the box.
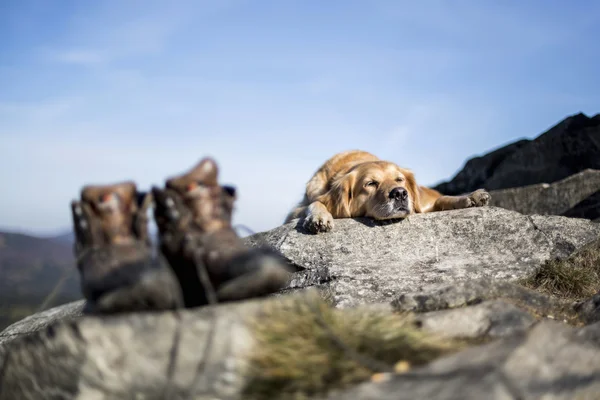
[303,212,334,233]
[467,189,491,207]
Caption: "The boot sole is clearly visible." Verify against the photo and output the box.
[84,266,184,314]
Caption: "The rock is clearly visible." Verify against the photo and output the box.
[574,320,600,346]
[0,291,459,400]
[0,300,85,347]
[434,112,600,195]
[2,206,599,345]
[1,292,599,400]
[434,139,531,196]
[574,292,600,325]
[0,296,263,400]
[327,320,600,400]
[246,207,600,308]
[488,169,600,217]
[414,300,536,339]
[1,205,600,399]
[391,279,571,315]
[563,190,600,222]
[392,277,587,330]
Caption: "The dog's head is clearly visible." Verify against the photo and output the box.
[319,161,421,219]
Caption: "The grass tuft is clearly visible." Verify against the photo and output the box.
[242,293,464,400]
[519,237,600,301]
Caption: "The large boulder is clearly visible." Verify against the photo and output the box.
[434,112,600,195]
[1,207,600,399]
[246,207,600,307]
[3,206,598,343]
[3,288,598,400]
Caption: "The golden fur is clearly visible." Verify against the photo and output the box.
[285,150,490,233]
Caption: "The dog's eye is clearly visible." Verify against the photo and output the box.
[396,177,405,183]
[365,181,379,188]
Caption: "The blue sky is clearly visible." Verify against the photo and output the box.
[1,0,599,236]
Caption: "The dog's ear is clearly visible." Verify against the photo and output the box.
[402,169,422,213]
[317,171,356,218]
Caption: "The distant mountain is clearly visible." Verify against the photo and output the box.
[46,225,255,245]
[0,230,81,330]
[48,231,75,245]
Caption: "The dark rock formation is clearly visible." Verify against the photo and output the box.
[434,139,531,196]
[434,112,600,194]
[563,190,600,222]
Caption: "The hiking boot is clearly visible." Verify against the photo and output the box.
[152,157,294,308]
[71,181,184,314]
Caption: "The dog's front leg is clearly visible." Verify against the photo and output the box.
[431,189,491,212]
[303,201,334,233]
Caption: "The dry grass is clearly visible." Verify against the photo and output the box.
[242,293,465,400]
[519,237,600,301]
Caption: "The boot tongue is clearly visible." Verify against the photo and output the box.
[81,182,138,244]
[166,157,219,193]
[165,158,232,233]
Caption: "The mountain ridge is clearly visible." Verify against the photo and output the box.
[434,112,600,195]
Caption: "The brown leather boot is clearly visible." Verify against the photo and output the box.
[152,158,294,308]
[71,181,184,314]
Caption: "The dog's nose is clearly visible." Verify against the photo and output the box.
[389,187,408,201]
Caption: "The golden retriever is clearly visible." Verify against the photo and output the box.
[285,150,490,233]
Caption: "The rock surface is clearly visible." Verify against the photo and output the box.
[575,292,600,325]
[247,207,600,307]
[0,297,261,400]
[563,190,600,222]
[434,112,600,195]
[489,169,600,217]
[414,300,537,339]
[0,300,85,347]
[391,278,571,315]
[1,206,600,400]
[4,206,597,346]
[327,320,600,400]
